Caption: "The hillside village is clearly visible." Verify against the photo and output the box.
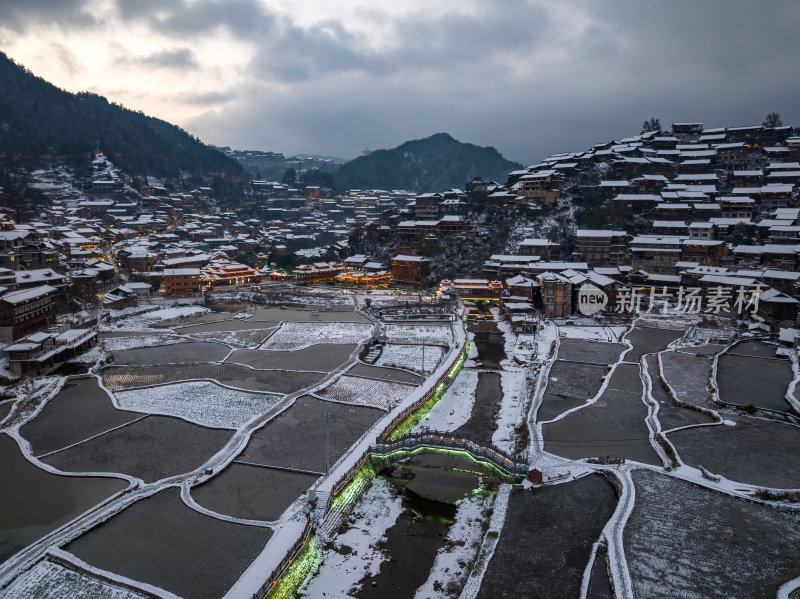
[2,119,800,376]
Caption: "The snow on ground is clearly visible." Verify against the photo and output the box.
[100,306,209,331]
[383,323,454,345]
[301,479,403,598]
[374,343,445,374]
[100,335,184,352]
[557,326,627,342]
[2,560,146,599]
[492,369,529,454]
[0,356,19,382]
[260,322,373,350]
[415,492,492,599]
[69,344,108,365]
[413,368,478,433]
[317,375,414,411]
[114,381,282,428]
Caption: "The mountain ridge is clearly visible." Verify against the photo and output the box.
[334,132,522,193]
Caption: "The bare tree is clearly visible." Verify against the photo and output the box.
[641,117,662,134]
[763,112,783,128]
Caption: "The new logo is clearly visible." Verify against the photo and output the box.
[577,283,608,316]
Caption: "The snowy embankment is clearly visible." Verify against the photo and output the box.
[557,325,627,342]
[374,343,445,374]
[259,322,373,350]
[415,492,493,598]
[299,479,403,598]
[114,382,282,429]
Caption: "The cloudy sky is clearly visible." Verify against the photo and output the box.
[1,0,798,164]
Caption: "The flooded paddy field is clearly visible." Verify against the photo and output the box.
[537,392,589,423]
[645,356,714,430]
[227,343,356,371]
[727,339,780,358]
[42,415,232,483]
[625,469,800,599]
[624,326,684,361]
[0,434,127,563]
[546,361,609,403]
[557,339,626,364]
[660,351,715,409]
[186,327,275,348]
[174,319,280,333]
[65,488,272,599]
[240,395,384,473]
[3,559,146,599]
[667,415,800,488]
[544,362,661,465]
[606,363,643,394]
[102,363,326,394]
[110,341,231,365]
[478,474,617,599]
[149,311,240,328]
[586,545,613,599]
[454,371,503,444]
[317,375,414,410]
[192,462,318,521]
[544,390,661,465]
[20,377,141,457]
[249,307,371,323]
[347,363,423,385]
[717,351,794,412]
[0,401,12,424]
[115,382,282,429]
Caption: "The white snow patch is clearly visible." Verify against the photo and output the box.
[260,322,373,350]
[383,323,454,345]
[317,375,414,411]
[374,343,445,374]
[114,381,282,428]
[557,326,627,341]
[412,368,478,433]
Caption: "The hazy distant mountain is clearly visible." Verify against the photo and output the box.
[0,52,242,178]
[333,133,522,193]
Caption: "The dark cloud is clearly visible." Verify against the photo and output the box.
[118,47,199,70]
[248,2,550,83]
[0,0,97,31]
[145,0,274,37]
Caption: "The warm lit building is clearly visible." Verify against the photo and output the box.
[201,261,259,287]
[162,268,201,297]
[537,272,572,318]
[0,284,57,341]
[438,279,504,299]
[391,255,431,289]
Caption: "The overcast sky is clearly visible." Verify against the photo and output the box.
[2,0,798,164]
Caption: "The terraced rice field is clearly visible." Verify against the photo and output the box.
[102,363,326,394]
[65,488,272,599]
